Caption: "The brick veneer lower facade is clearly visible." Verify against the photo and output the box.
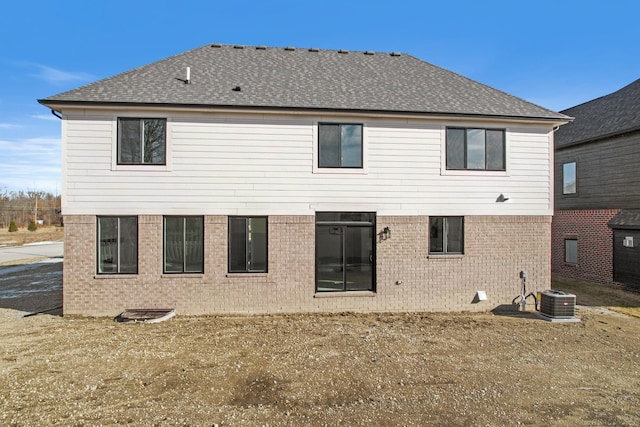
[63,215,552,316]
[551,209,619,284]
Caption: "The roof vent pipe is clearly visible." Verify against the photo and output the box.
[186,67,191,84]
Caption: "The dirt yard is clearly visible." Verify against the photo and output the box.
[1,262,639,425]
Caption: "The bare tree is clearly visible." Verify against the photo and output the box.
[0,187,61,228]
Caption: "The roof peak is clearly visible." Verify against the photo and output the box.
[207,43,402,57]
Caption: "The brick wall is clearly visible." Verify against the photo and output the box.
[551,209,619,284]
[63,215,551,316]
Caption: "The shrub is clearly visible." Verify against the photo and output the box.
[28,220,37,232]
[8,220,18,232]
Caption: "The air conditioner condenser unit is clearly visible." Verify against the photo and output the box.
[538,290,579,322]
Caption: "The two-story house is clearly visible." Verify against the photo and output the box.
[39,44,569,316]
[553,78,640,289]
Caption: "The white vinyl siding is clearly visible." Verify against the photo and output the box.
[61,111,554,216]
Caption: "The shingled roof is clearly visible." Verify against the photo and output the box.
[39,43,568,121]
[555,78,640,148]
[608,209,640,229]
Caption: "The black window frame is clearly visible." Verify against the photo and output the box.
[446,127,506,171]
[96,216,138,274]
[564,238,578,264]
[228,216,269,273]
[117,117,167,165]
[163,216,204,274]
[318,123,364,168]
[429,216,464,255]
[562,161,577,195]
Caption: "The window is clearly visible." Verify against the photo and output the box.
[563,162,577,194]
[446,128,505,171]
[565,239,578,264]
[97,216,138,274]
[118,118,166,165]
[429,216,464,254]
[164,216,204,273]
[228,217,268,273]
[318,123,363,168]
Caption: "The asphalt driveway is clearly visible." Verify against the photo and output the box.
[0,242,64,265]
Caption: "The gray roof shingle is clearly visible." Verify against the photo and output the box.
[608,209,640,229]
[556,78,640,147]
[39,44,568,121]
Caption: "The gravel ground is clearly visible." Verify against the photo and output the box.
[0,262,639,426]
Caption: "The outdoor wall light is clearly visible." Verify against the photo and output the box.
[383,227,391,240]
[378,227,391,241]
[496,193,510,203]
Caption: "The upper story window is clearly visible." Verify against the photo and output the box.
[563,162,577,194]
[446,128,505,171]
[318,123,363,168]
[118,118,166,165]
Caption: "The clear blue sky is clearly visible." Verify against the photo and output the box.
[1,0,639,194]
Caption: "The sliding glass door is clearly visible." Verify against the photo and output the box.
[316,212,375,292]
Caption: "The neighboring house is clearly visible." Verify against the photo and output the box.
[39,44,569,316]
[553,78,640,289]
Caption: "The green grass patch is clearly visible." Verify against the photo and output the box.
[552,276,640,318]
